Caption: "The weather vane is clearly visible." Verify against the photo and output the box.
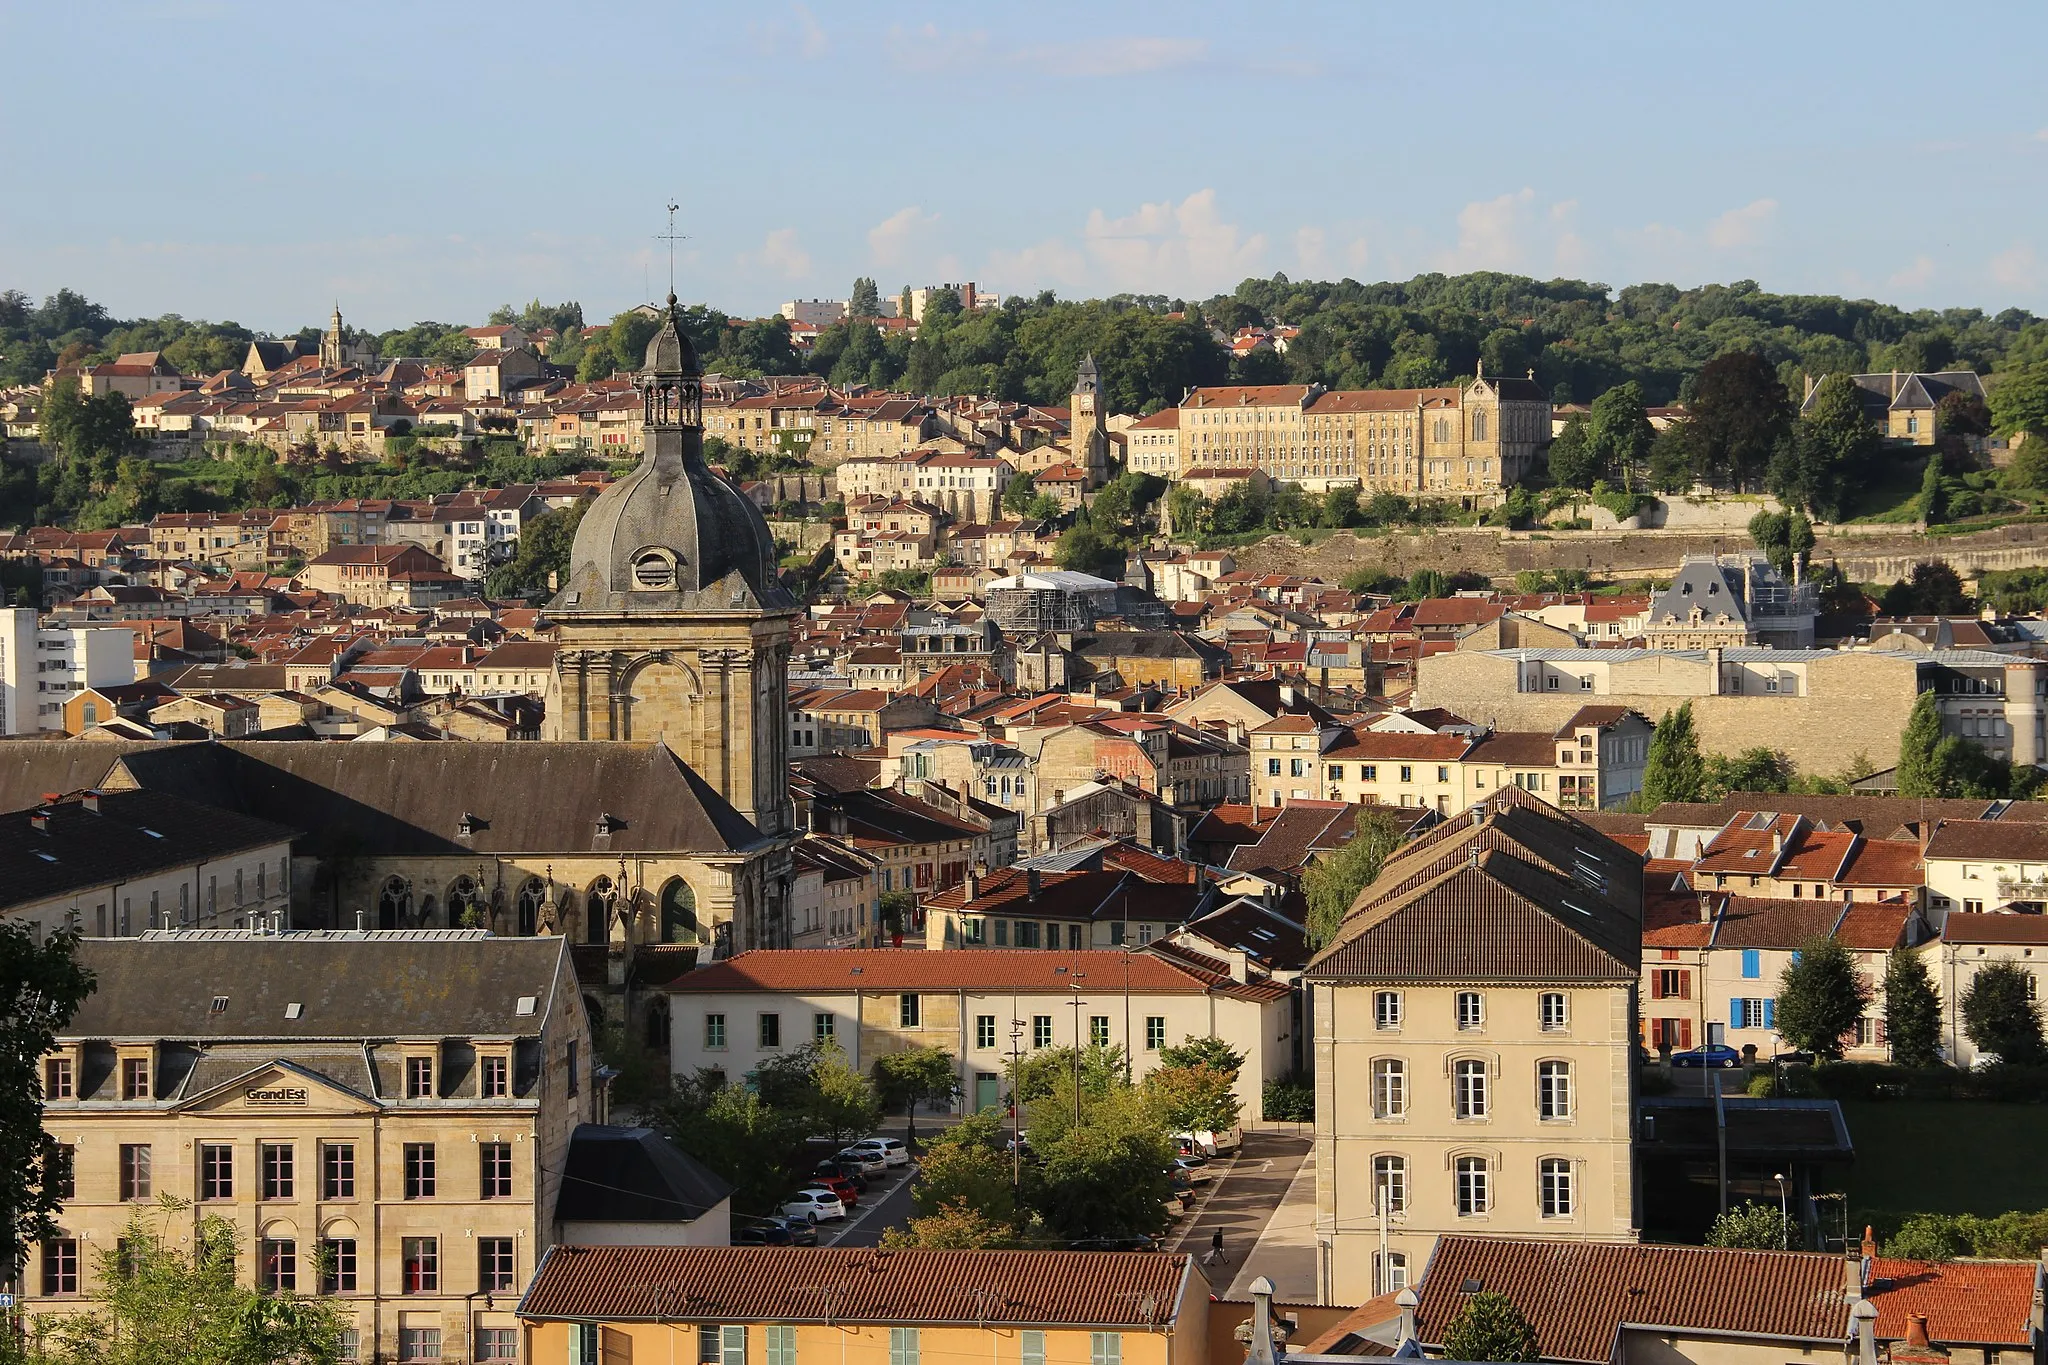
[656,202,689,299]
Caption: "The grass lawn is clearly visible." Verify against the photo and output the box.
[1836,1099,2048,1227]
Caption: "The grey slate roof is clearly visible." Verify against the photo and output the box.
[555,1124,733,1224]
[1,789,298,913]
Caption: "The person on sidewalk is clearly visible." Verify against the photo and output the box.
[1206,1227,1227,1267]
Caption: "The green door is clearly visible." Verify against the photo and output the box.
[974,1071,1000,1112]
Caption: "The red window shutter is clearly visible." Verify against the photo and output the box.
[1680,1019,1694,1049]
[1678,971,1691,1001]
[1649,974,1664,1000]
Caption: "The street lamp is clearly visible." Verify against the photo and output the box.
[1774,1172,1790,1248]
[1008,1016,1027,1189]
[1068,973,1089,1125]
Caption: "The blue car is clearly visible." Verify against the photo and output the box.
[1672,1043,1743,1070]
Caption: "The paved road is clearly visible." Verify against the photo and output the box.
[1169,1130,1315,1297]
[828,1162,920,1247]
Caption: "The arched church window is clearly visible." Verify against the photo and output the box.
[643,999,671,1052]
[516,879,547,937]
[448,875,488,928]
[377,876,412,931]
[1473,410,1488,441]
[660,879,698,943]
[586,877,618,944]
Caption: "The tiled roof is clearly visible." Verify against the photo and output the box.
[665,948,1213,995]
[1925,819,2048,862]
[1867,1256,2038,1347]
[1414,1236,1848,1364]
[1939,912,2048,945]
[1835,839,1924,887]
[2,790,298,912]
[1708,896,1845,950]
[518,1245,1196,1326]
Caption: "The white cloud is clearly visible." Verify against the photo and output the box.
[752,4,826,58]
[2034,128,2048,143]
[1345,237,1370,274]
[867,206,941,270]
[1013,35,1207,78]
[1082,188,1267,294]
[985,237,1090,291]
[885,23,990,71]
[1446,188,1536,271]
[1888,255,1937,290]
[1991,243,2042,292]
[1294,226,1329,276]
[1705,198,1777,250]
[750,228,812,280]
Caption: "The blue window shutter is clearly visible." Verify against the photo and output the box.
[1742,949,1760,979]
[1763,999,1776,1030]
[1730,998,1744,1030]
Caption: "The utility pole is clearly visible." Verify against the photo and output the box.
[1122,945,1133,1084]
[1069,974,1089,1125]
[1008,1014,1025,1189]
[1710,1020,1729,1215]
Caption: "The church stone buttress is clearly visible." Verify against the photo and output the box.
[544,294,799,841]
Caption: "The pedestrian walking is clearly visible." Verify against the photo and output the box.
[1206,1226,1227,1267]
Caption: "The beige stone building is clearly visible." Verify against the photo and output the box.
[1308,789,1643,1301]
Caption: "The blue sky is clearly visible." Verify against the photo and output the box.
[6,0,2047,334]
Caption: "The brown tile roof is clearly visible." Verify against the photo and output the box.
[1834,901,1912,951]
[1835,839,1924,887]
[1465,731,1557,766]
[1708,895,1844,949]
[517,1245,1198,1327]
[1925,819,2048,862]
[1305,388,1458,413]
[1939,912,2048,945]
[1556,704,1638,734]
[666,948,1213,995]
[1414,1236,1849,1364]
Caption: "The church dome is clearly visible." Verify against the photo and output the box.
[549,298,793,616]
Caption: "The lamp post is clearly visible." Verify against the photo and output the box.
[1008,1014,1026,1189]
[1774,1171,1790,1248]
[1068,974,1089,1125]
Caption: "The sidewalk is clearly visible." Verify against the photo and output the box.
[1172,1130,1316,1299]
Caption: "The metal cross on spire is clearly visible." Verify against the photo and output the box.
[655,201,689,301]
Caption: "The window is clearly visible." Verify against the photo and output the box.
[1091,1334,1122,1365]
[1090,1016,1111,1047]
[1373,1154,1407,1213]
[1539,992,1569,1030]
[1362,764,1377,781]
[1373,1250,1408,1294]
[322,1143,356,1200]
[260,1238,297,1291]
[1266,758,1281,777]
[481,1142,513,1199]
[1020,1331,1045,1365]
[43,1238,78,1295]
[404,1142,436,1199]
[567,1040,580,1097]
[1732,997,1774,1030]
[122,1056,150,1100]
[1374,991,1403,1029]
[1033,1015,1053,1048]
[705,1013,727,1049]
[768,1326,797,1365]
[1372,1059,1406,1118]
[120,1144,152,1201]
[261,1142,294,1199]
[1146,1016,1167,1050]
[1327,764,1345,781]
[1651,968,1690,1001]
[899,994,921,1027]
[319,1238,356,1293]
[571,1326,601,1365]
[1538,1061,1573,1120]
[1456,991,1484,1030]
[201,1143,233,1199]
[1541,1157,1575,1217]
[44,1056,73,1100]
[1454,1059,1488,1119]
[405,1055,435,1099]
[339,1329,361,1362]
[815,1012,836,1042]
[52,1143,74,1200]
[477,1327,519,1361]
[760,1013,782,1048]
[1741,949,1761,979]
[1437,766,1450,783]
[481,1054,509,1098]
[401,1237,439,1293]
[891,1328,920,1365]
[479,1236,516,1291]
[1455,1156,1490,1215]
[399,1327,441,1361]
[1399,765,1413,783]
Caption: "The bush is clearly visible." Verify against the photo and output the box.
[1263,1073,1314,1122]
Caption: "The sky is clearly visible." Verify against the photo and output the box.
[5,0,2048,335]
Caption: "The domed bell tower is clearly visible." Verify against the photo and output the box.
[545,294,798,840]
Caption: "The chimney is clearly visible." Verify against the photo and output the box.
[1906,1316,1932,1352]
[965,869,980,901]
[1706,646,1723,696]
[1853,1300,1879,1365]
[1026,868,1041,903]
[1244,1276,1279,1365]
[1395,1288,1420,1349]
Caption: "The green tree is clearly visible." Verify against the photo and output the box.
[1687,351,1792,490]
[0,924,93,1280]
[1587,381,1657,491]
[1990,363,2048,438]
[849,278,882,319]
[1054,523,1123,579]
[1706,1201,1793,1250]
[1641,703,1707,806]
[1157,1035,1244,1074]
[872,1046,957,1149]
[1884,950,1945,1068]
[1441,1291,1541,1363]
[1141,1063,1242,1135]
[1896,691,1947,799]
[1002,471,1039,515]
[906,1112,1026,1234]
[1029,1087,1176,1243]
[1646,422,1697,493]
[1771,373,1882,520]
[1885,1212,1973,1262]
[1546,414,1600,489]
[1302,808,1405,948]
[882,1198,1023,1250]
[1920,454,1948,524]
[484,498,588,600]
[1703,747,1794,798]
[650,1073,809,1213]
[1961,960,2045,1065]
[32,1201,350,1365]
[607,308,662,372]
[1774,935,1872,1060]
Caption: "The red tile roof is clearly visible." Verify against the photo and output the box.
[1867,1257,2038,1347]
[518,1245,1198,1326]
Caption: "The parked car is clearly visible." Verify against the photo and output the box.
[767,1215,817,1246]
[815,1158,869,1187]
[734,1219,793,1246]
[1772,1049,1816,1066]
[1672,1043,1744,1070]
[836,1147,888,1175]
[810,1173,860,1207]
[1068,1235,1157,1252]
[781,1189,846,1223]
[849,1137,911,1167]
[1171,1156,1212,1184]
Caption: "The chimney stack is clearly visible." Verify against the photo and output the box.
[965,869,980,901]
[1026,868,1041,903]
[1244,1276,1279,1365]
[1396,1288,1420,1350]
[1853,1300,1879,1365]
[1906,1316,1932,1352]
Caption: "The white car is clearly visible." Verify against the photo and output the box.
[835,1147,888,1175]
[1172,1156,1213,1184]
[851,1137,911,1168]
[782,1189,846,1223]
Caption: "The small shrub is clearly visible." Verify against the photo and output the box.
[1263,1072,1314,1122]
